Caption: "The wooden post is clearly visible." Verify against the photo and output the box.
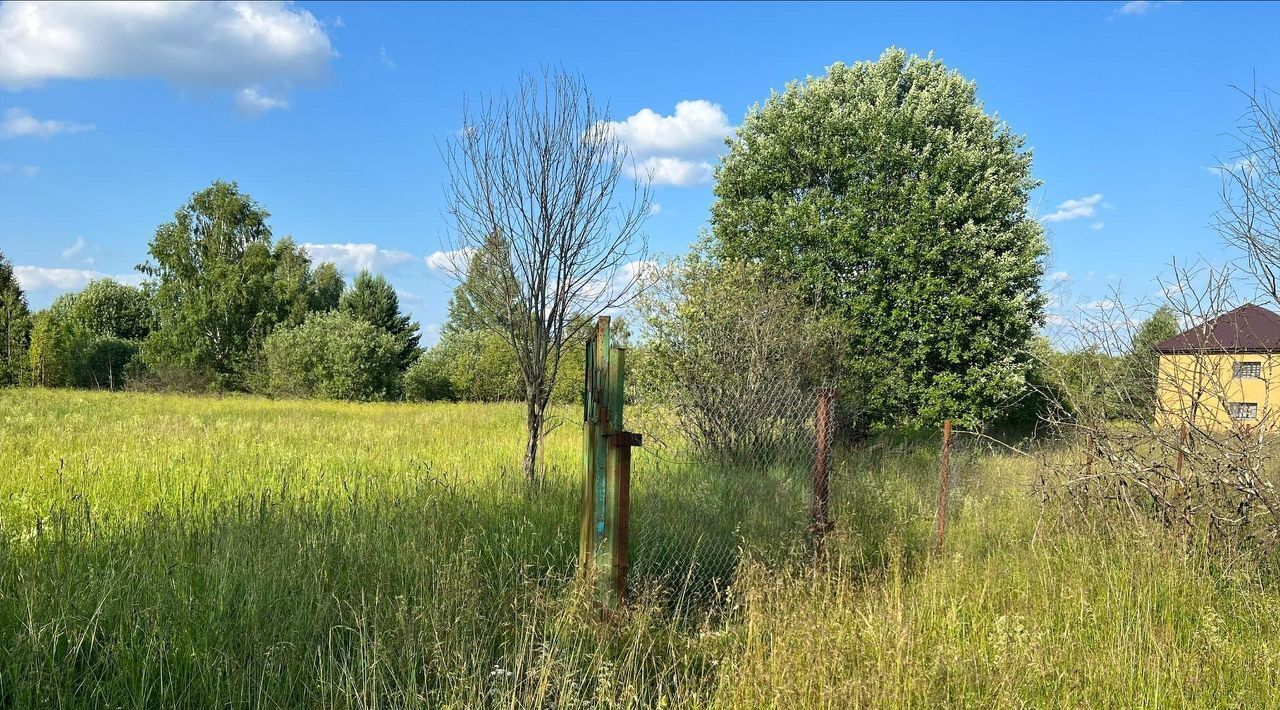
[1085,432,1095,477]
[579,317,642,609]
[934,418,952,553]
[1174,423,1187,478]
[810,387,837,551]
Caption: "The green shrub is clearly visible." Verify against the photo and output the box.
[26,280,150,389]
[403,351,456,402]
[262,310,401,401]
[409,329,586,403]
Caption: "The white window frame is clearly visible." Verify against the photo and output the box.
[1227,402,1258,420]
[1233,361,1262,379]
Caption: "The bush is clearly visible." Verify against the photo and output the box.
[635,257,844,459]
[262,311,401,401]
[26,280,150,389]
[407,329,586,403]
[403,351,456,402]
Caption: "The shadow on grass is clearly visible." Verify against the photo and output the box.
[0,442,964,707]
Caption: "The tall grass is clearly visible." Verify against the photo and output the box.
[1,389,1276,708]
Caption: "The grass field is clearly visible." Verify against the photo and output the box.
[1,389,1277,708]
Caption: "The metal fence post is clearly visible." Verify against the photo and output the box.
[934,418,952,553]
[579,316,641,610]
[810,387,837,552]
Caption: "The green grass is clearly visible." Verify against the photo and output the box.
[1,389,1276,708]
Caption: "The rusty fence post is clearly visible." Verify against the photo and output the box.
[934,418,952,554]
[810,387,837,552]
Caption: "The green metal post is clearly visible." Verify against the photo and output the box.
[578,318,641,609]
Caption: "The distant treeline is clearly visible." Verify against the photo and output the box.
[0,180,594,403]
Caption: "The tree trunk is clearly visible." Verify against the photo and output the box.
[522,395,548,484]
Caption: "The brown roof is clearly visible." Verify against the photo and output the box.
[1154,304,1280,354]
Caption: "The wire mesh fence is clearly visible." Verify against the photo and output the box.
[624,375,840,605]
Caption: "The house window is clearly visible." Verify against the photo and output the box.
[1227,402,1258,420]
[1234,361,1262,379]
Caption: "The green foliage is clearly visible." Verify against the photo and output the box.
[1123,306,1180,420]
[69,278,152,341]
[271,237,317,328]
[26,280,150,389]
[79,337,141,390]
[710,48,1046,429]
[27,308,74,387]
[1049,348,1123,421]
[637,257,842,453]
[262,310,402,401]
[340,270,421,370]
[139,181,323,389]
[444,229,518,337]
[309,262,344,312]
[413,330,523,402]
[0,252,31,385]
[402,352,457,402]
[1,389,1275,707]
[408,329,584,403]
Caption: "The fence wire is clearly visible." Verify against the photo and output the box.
[624,376,838,605]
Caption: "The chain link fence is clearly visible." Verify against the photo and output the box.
[625,375,839,605]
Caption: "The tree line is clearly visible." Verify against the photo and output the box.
[1,181,424,400]
[0,49,1190,478]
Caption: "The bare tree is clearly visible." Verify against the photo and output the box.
[1217,84,1280,306]
[442,70,651,483]
[1035,261,1280,560]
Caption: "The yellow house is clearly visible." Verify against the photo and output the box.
[1155,304,1280,430]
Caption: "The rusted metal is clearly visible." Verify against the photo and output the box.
[610,431,642,448]
[810,387,837,551]
[934,418,952,553]
[612,440,632,606]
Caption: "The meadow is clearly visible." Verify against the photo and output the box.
[1,389,1277,708]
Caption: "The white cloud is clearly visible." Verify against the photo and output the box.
[1205,156,1256,176]
[606,100,733,156]
[0,162,40,176]
[425,247,477,274]
[0,107,93,138]
[1114,1,1175,16]
[1047,270,1071,283]
[1091,222,1105,231]
[379,46,395,69]
[302,242,414,273]
[621,259,660,288]
[604,100,733,188]
[14,265,141,291]
[628,156,714,187]
[648,202,662,215]
[0,1,335,113]
[421,323,442,346]
[234,87,289,116]
[1081,299,1118,311]
[1041,193,1104,223]
[60,236,86,259]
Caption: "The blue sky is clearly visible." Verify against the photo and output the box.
[1,0,1277,343]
